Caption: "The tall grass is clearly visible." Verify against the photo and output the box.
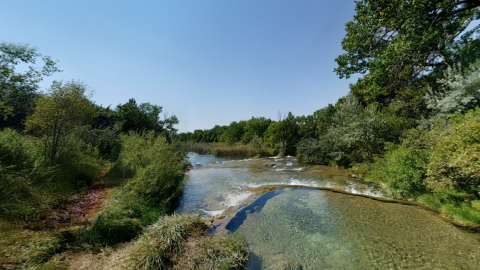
[192,142,269,157]
[0,128,102,220]
[125,214,248,270]
[85,131,189,246]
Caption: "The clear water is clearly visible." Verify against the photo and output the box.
[177,153,480,269]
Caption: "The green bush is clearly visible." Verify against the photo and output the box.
[0,129,53,219]
[366,143,428,198]
[426,108,480,196]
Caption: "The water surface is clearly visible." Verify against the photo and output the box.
[177,153,480,269]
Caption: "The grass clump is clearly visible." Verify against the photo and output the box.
[126,214,204,269]
[173,233,248,270]
[125,214,248,270]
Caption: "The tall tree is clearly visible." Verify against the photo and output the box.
[0,42,60,129]
[335,0,480,104]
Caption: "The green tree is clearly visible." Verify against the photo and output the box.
[322,94,395,165]
[115,99,179,136]
[335,0,480,104]
[25,80,96,160]
[0,42,60,129]
[222,121,246,145]
[241,117,272,144]
[426,59,480,120]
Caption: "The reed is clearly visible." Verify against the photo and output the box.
[191,142,269,157]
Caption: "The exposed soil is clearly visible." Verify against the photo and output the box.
[24,184,114,231]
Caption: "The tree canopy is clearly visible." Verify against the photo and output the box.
[0,42,60,128]
[335,0,480,104]
[25,80,95,160]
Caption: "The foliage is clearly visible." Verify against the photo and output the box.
[249,134,264,155]
[0,42,60,129]
[322,94,396,165]
[241,117,272,144]
[367,143,428,198]
[263,121,280,151]
[296,137,330,164]
[335,0,480,104]
[0,129,49,219]
[25,80,96,160]
[115,99,179,136]
[426,108,480,196]
[221,121,246,146]
[86,131,187,246]
[426,60,480,121]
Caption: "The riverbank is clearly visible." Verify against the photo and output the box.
[0,134,248,269]
[347,163,480,230]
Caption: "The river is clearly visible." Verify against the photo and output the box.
[176,153,480,269]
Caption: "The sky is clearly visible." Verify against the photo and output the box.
[1,0,361,133]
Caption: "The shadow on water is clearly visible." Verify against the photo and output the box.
[247,252,263,270]
[225,189,284,232]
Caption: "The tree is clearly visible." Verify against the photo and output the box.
[426,59,480,119]
[322,94,393,165]
[0,42,60,129]
[25,80,96,160]
[115,99,179,136]
[335,0,480,104]
[241,117,272,144]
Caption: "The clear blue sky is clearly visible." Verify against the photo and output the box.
[1,0,360,132]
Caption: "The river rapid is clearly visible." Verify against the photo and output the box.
[176,153,480,269]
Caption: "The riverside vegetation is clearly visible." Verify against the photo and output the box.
[0,43,247,269]
[179,1,480,227]
[2,0,480,268]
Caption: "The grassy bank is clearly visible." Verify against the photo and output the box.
[191,142,271,157]
[1,131,248,269]
[346,109,480,227]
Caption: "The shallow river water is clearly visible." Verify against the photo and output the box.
[177,153,480,269]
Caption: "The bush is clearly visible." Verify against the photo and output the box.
[0,129,53,219]
[366,143,428,198]
[426,108,480,196]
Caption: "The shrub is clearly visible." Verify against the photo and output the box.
[366,143,428,198]
[426,108,480,196]
[0,129,52,219]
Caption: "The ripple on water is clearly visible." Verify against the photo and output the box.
[228,188,480,270]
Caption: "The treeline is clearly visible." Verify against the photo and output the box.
[180,0,480,224]
[0,42,179,220]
